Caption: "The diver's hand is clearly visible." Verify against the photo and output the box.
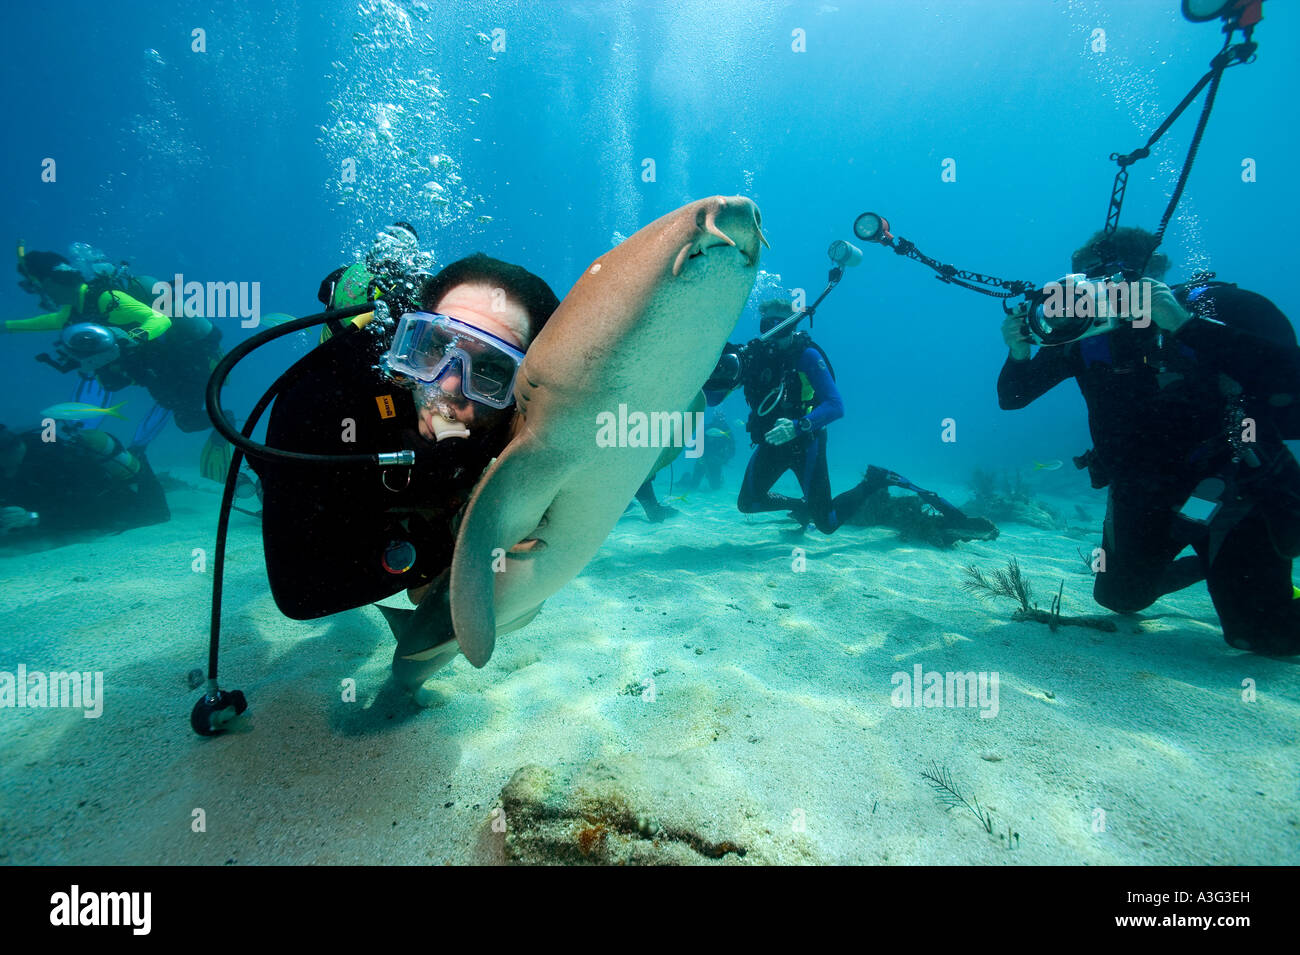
[1002,305,1032,360]
[765,418,796,445]
[1145,280,1191,333]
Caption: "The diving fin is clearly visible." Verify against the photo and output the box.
[861,463,990,530]
[914,487,969,523]
[132,402,172,447]
[234,470,263,503]
[73,378,113,430]
[864,465,965,520]
[199,429,232,483]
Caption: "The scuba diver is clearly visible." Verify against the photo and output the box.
[678,409,736,492]
[998,225,1300,656]
[0,422,169,537]
[706,298,991,539]
[253,253,559,692]
[7,243,224,438]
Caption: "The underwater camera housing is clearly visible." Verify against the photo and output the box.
[35,322,124,376]
[1021,272,1148,346]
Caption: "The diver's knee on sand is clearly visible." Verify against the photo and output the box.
[1093,576,1159,615]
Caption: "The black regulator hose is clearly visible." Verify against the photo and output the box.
[204,302,405,467]
[193,301,411,736]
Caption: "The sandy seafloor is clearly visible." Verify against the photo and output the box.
[1,462,1297,866]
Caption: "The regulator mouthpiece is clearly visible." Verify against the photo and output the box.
[429,413,471,442]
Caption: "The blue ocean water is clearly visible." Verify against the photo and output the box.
[1,1,1298,872]
[5,1,1295,481]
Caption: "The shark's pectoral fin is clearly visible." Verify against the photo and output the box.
[375,573,461,690]
[450,438,562,667]
[376,604,414,639]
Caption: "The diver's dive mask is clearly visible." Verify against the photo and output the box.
[383,312,525,410]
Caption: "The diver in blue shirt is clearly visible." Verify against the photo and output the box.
[708,298,990,537]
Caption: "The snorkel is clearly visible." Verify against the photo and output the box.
[16,239,59,312]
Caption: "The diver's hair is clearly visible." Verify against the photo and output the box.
[419,253,560,345]
[1072,226,1170,280]
[759,297,795,333]
[18,250,71,282]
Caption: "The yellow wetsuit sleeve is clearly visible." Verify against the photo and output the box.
[95,290,172,340]
[4,306,71,333]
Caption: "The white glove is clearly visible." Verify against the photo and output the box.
[765,418,797,446]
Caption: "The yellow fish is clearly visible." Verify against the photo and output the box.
[40,400,127,422]
[1033,459,1063,472]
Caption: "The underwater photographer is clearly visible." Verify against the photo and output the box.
[249,253,559,692]
[8,242,223,435]
[706,297,862,532]
[998,226,1300,655]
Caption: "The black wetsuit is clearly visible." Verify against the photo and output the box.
[252,323,513,620]
[734,335,875,533]
[998,281,1300,654]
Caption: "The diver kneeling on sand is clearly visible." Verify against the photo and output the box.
[0,421,169,537]
[704,297,997,543]
[997,226,1300,655]
[196,195,766,734]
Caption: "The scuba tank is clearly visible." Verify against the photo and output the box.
[76,429,141,482]
[742,331,835,443]
[332,262,376,308]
